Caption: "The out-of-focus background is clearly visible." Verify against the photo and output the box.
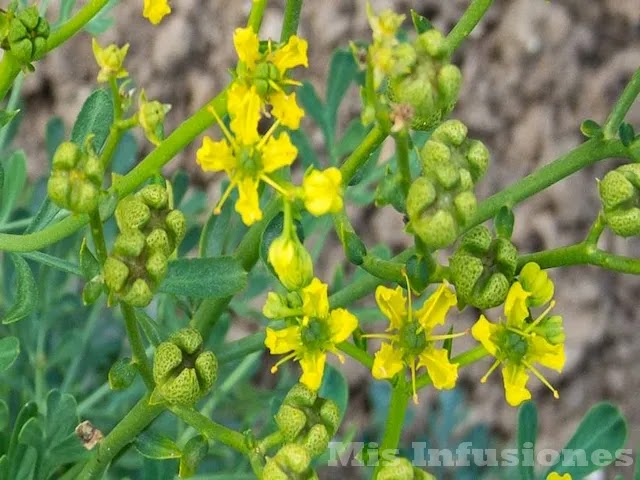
[16,0,640,474]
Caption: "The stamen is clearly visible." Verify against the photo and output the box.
[525,300,556,333]
[282,79,303,87]
[328,348,346,364]
[260,174,290,197]
[207,106,235,145]
[268,79,283,92]
[429,330,469,341]
[257,119,282,149]
[403,270,413,324]
[270,352,297,374]
[360,333,397,341]
[480,359,501,383]
[213,181,237,214]
[523,361,559,399]
[410,359,419,405]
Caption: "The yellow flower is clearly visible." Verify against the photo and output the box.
[232,27,308,129]
[91,38,129,83]
[265,278,358,390]
[546,474,571,480]
[196,86,297,225]
[143,0,171,24]
[368,283,461,403]
[301,168,343,216]
[472,280,565,407]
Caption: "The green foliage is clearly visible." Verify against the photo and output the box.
[159,257,247,299]
[70,89,114,151]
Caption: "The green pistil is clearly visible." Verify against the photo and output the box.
[237,147,262,176]
[301,319,330,351]
[398,322,428,357]
[496,328,528,364]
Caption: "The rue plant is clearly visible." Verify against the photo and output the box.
[0,1,638,479]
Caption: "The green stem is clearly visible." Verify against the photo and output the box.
[77,395,163,479]
[445,0,495,53]
[247,0,268,32]
[469,138,628,228]
[415,346,487,390]
[584,211,606,246]
[338,342,373,370]
[373,380,410,479]
[88,212,107,264]
[121,304,154,389]
[0,92,228,253]
[603,67,640,138]
[169,404,249,454]
[361,254,407,285]
[45,0,111,52]
[339,125,387,184]
[517,244,640,275]
[394,130,411,196]
[280,0,304,42]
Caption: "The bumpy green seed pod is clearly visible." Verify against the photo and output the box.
[262,444,318,480]
[275,383,341,458]
[47,141,104,214]
[105,183,186,307]
[378,457,435,480]
[405,175,477,251]
[387,29,462,131]
[152,328,218,405]
[421,120,490,185]
[449,225,518,309]
[598,164,640,237]
[6,5,49,64]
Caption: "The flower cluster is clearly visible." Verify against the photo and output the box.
[196,27,343,226]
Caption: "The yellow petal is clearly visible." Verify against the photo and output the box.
[261,132,298,173]
[228,85,262,145]
[527,335,565,372]
[504,282,531,328]
[372,343,404,379]
[143,0,171,24]
[269,91,305,129]
[415,282,456,331]
[196,136,236,173]
[235,177,262,225]
[471,315,499,356]
[327,308,358,344]
[302,168,343,216]
[271,35,309,74]
[301,278,330,318]
[501,363,531,407]
[546,473,572,480]
[265,326,301,354]
[233,27,260,69]
[417,348,458,390]
[299,350,326,391]
[374,285,407,330]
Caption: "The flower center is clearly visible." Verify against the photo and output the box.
[300,318,330,351]
[398,321,428,356]
[237,146,262,176]
[254,61,281,97]
[497,328,528,363]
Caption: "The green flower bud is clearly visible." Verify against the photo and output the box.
[263,292,293,319]
[263,444,315,480]
[7,6,49,64]
[275,383,340,459]
[138,90,170,146]
[82,276,104,305]
[422,120,490,185]
[531,314,565,345]
[152,328,218,405]
[268,234,313,291]
[47,141,104,214]
[598,164,640,237]
[450,225,518,309]
[378,457,415,480]
[387,30,462,131]
[107,183,186,306]
[405,176,477,251]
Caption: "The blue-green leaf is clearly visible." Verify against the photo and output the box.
[2,254,38,324]
[135,431,181,460]
[544,402,627,478]
[326,49,358,138]
[0,150,27,223]
[298,82,329,140]
[71,89,114,151]
[159,257,247,298]
[411,9,433,33]
[0,336,19,371]
[517,401,537,480]
[45,116,65,163]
